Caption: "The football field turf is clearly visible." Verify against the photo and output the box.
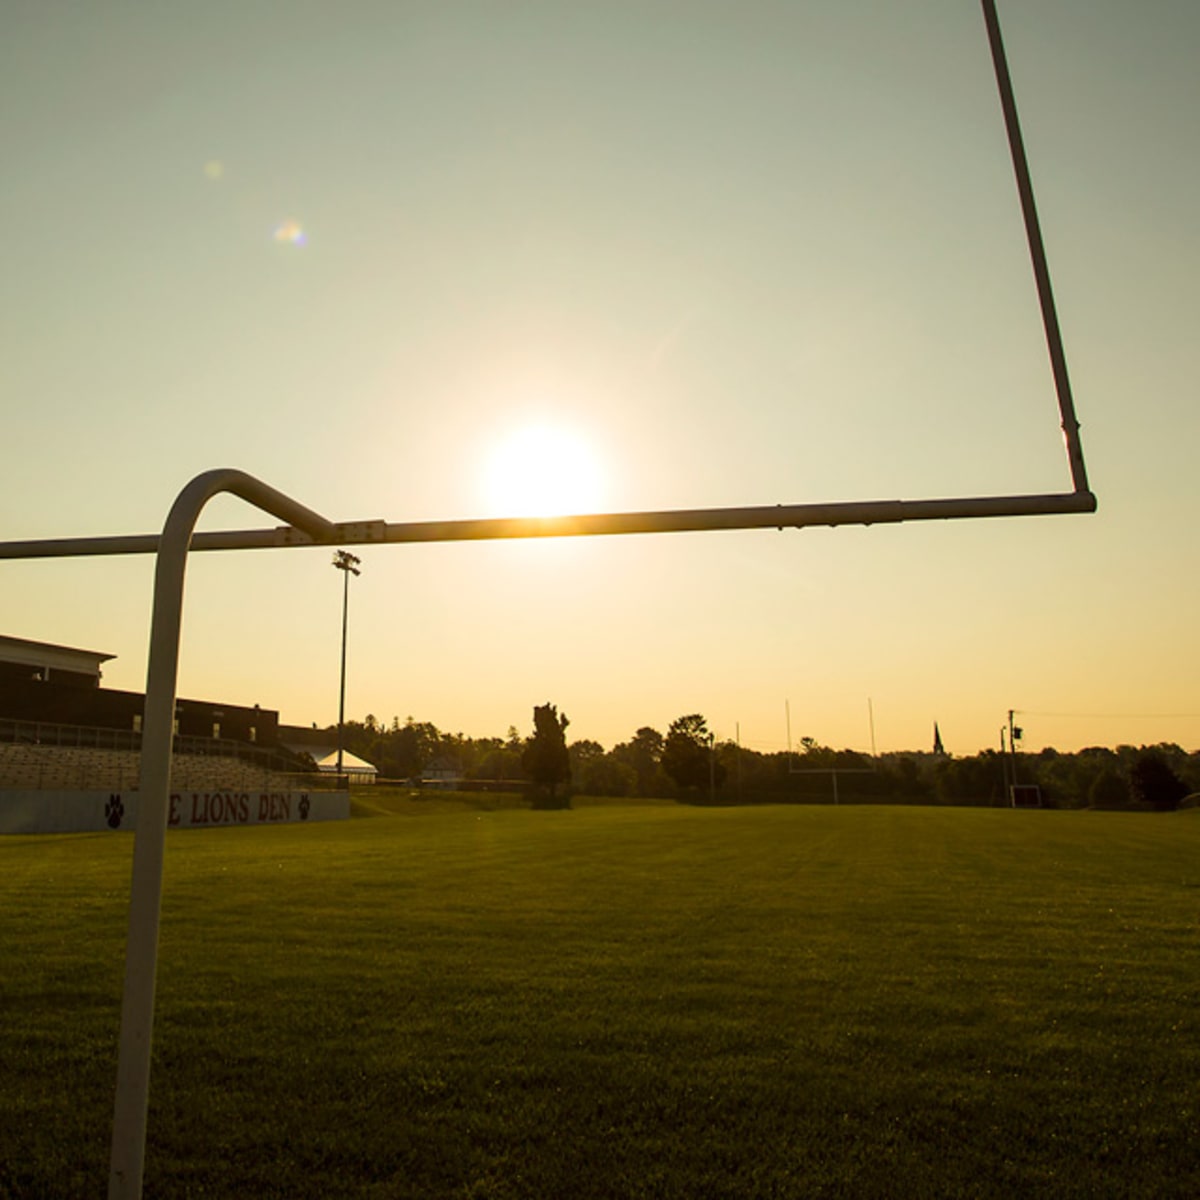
[2,800,1197,1197]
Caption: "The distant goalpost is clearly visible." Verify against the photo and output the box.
[784,701,877,805]
[0,4,1095,1198]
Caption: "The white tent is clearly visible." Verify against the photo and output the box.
[279,740,379,783]
[310,748,379,783]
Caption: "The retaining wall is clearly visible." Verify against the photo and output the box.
[0,788,350,834]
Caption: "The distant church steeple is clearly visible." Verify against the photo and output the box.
[933,723,945,756]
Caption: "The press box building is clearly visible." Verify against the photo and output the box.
[0,634,278,744]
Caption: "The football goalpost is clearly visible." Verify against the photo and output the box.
[0,3,1094,1197]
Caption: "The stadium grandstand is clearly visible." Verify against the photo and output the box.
[0,634,318,794]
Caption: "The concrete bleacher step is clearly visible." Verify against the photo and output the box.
[0,744,304,793]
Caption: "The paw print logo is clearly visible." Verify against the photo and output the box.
[105,794,125,829]
[298,795,310,821]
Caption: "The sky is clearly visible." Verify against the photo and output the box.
[2,1,1197,757]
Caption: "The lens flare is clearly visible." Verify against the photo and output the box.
[273,220,307,246]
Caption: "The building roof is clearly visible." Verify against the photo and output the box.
[423,754,463,774]
[0,634,116,675]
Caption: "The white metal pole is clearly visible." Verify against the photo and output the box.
[708,734,716,805]
[735,722,742,803]
[981,0,1090,497]
[337,563,348,778]
[108,470,334,1200]
[1008,709,1019,799]
[0,490,1097,564]
[1000,726,1011,804]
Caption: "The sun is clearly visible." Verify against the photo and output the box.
[482,425,605,517]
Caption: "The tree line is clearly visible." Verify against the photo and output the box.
[322,709,1199,812]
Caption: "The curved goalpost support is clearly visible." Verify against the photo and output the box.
[0,5,1098,1198]
[106,472,335,1200]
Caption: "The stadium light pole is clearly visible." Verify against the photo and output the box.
[332,550,361,782]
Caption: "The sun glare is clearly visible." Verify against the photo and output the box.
[482,426,605,517]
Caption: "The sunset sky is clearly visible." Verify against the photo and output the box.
[2,1,1196,756]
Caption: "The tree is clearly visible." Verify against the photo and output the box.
[662,713,725,799]
[568,739,605,777]
[387,718,441,780]
[578,755,637,798]
[931,752,1001,806]
[611,727,669,797]
[1088,768,1128,810]
[522,703,571,809]
[471,737,524,785]
[1128,750,1188,812]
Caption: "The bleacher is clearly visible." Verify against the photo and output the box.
[0,719,319,794]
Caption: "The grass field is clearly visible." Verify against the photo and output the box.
[2,798,1197,1198]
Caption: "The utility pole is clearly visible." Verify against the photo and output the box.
[1007,709,1022,804]
[708,732,716,806]
[735,722,742,803]
[333,550,362,782]
[1000,726,1009,804]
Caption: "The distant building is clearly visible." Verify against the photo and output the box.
[0,634,113,688]
[421,754,463,789]
[0,634,277,745]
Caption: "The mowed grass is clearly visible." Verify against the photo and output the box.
[1,803,1198,1199]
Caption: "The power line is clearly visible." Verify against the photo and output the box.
[1015,710,1200,720]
